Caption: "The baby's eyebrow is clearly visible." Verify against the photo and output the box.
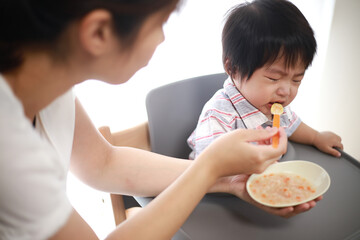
[294,72,305,77]
[266,68,305,77]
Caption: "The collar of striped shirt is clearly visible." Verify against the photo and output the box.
[223,77,291,129]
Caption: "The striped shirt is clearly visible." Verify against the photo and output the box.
[187,77,301,159]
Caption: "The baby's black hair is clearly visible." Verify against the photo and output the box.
[222,0,317,80]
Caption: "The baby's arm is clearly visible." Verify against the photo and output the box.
[289,122,343,157]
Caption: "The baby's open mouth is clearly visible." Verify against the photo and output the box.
[268,101,285,107]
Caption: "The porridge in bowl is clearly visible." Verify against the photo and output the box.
[246,160,330,207]
[248,173,316,206]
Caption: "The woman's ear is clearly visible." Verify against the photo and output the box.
[78,10,116,56]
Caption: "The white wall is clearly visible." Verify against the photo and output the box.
[317,0,360,160]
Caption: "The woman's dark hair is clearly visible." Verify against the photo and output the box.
[0,0,180,72]
[222,0,317,80]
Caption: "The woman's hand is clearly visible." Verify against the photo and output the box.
[197,127,287,178]
[314,131,343,157]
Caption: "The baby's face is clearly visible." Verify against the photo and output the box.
[234,56,305,120]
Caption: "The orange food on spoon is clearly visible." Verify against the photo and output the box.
[271,103,284,148]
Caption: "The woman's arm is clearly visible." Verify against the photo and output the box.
[70,98,190,197]
[64,99,288,239]
[70,98,319,218]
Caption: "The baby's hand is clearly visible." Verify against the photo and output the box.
[314,131,343,157]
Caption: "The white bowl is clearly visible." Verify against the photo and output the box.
[246,160,331,207]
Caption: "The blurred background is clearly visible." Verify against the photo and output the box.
[68,0,360,238]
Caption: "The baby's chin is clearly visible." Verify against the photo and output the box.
[258,108,272,120]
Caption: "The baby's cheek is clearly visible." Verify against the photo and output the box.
[290,87,299,99]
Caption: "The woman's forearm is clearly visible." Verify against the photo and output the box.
[70,99,195,197]
[106,156,216,240]
[96,147,191,197]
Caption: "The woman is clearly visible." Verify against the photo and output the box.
[0,0,318,239]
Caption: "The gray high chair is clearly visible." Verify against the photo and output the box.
[146,72,227,159]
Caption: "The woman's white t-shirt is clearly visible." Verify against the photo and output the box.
[0,75,75,240]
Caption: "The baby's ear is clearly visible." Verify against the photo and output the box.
[224,58,231,75]
[224,58,241,82]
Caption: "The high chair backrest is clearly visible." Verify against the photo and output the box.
[146,73,227,159]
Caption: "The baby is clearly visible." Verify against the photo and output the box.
[187,0,343,159]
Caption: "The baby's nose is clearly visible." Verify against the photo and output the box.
[277,82,291,96]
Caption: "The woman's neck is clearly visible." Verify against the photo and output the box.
[3,52,79,120]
